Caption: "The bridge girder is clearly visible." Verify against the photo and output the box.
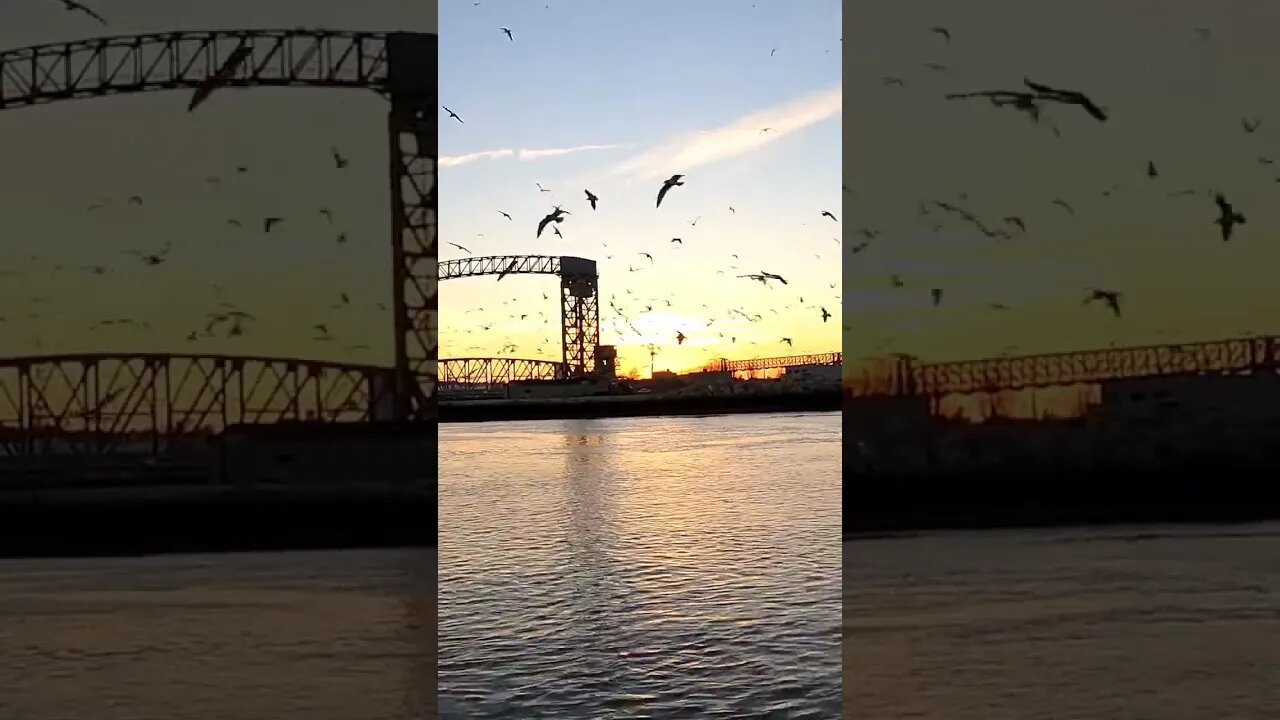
[0,354,394,457]
[717,352,843,373]
[898,336,1280,395]
[439,358,564,386]
[439,255,600,378]
[0,29,436,422]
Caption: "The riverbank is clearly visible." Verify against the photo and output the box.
[0,484,436,558]
[845,467,1280,535]
[440,389,840,423]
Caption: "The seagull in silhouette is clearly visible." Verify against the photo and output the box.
[319,208,333,224]
[496,259,519,281]
[442,106,463,123]
[821,210,838,222]
[1085,288,1122,317]
[882,77,905,87]
[1051,199,1075,215]
[671,238,682,244]
[127,195,143,205]
[1214,193,1246,241]
[584,189,599,210]
[1146,160,1158,178]
[331,147,349,168]
[781,337,793,347]
[1003,216,1026,232]
[500,27,513,41]
[263,217,283,232]
[536,206,569,238]
[639,252,654,263]
[498,211,512,220]
[57,0,106,24]
[676,331,686,345]
[1022,77,1107,122]
[1242,117,1262,133]
[656,174,684,208]
[447,242,471,254]
[931,26,950,42]
[820,307,831,322]
[536,182,550,193]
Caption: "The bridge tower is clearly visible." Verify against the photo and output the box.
[559,256,600,377]
[385,33,438,421]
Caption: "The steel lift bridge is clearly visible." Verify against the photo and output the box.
[0,29,438,457]
[438,255,600,388]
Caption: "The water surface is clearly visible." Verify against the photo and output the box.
[440,412,842,718]
[0,549,435,719]
[846,524,1280,719]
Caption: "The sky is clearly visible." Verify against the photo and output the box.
[0,0,433,366]
[846,0,1280,386]
[439,0,842,378]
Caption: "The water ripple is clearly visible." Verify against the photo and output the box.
[440,412,842,718]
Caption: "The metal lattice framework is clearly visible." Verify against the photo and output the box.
[439,255,600,378]
[903,336,1280,395]
[0,29,436,420]
[716,352,843,373]
[440,358,563,386]
[0,354,394,457]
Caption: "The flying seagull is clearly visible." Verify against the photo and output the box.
[442,106,463,123]
[656,174,684,208]
[821,210,838,222]
[447,242,471,254]
[1085,288,1122,317]
[263,217,283,232]
[584,189,599,210]
[58,0,106,25]
[931,26,950,42]
[1214,193,1245,241]
[500,27,513,41]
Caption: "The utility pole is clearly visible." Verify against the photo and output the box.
[647,344,658,379]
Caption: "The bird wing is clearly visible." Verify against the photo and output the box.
[656,183,671,208]
[536,215,551,237]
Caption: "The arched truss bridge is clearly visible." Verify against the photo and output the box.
[0,29,436,420]
[439,255,599,378]
[886,335,1280,396]
[0,354,394,457]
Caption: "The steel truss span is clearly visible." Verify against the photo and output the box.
[440,358,563,386]
[907,336,1280,395]
[719,352,842,373]
[0,354,394,457]
[439,255,600,378]
[0,29,437,421]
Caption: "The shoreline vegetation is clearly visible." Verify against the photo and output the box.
[439,389,841,423]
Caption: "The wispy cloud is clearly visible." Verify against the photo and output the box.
[440,144,625,168]
[600,86,842,181]
[517,144,624,161]
[439,148,515,167]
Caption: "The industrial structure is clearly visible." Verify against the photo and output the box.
[0,28,438,421]
[850,335,1280,397]
[0,30,842,466]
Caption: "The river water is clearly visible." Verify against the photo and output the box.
[847,524,1280,719]
[439,412,843,718]
[0,549,435,720]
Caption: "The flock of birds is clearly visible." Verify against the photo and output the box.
[854,22,1265,341]
[2,141,381,354]
[440,17,842,372]
[441,167,843,365]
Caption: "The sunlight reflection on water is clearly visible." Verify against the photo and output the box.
[440,412,842,719]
